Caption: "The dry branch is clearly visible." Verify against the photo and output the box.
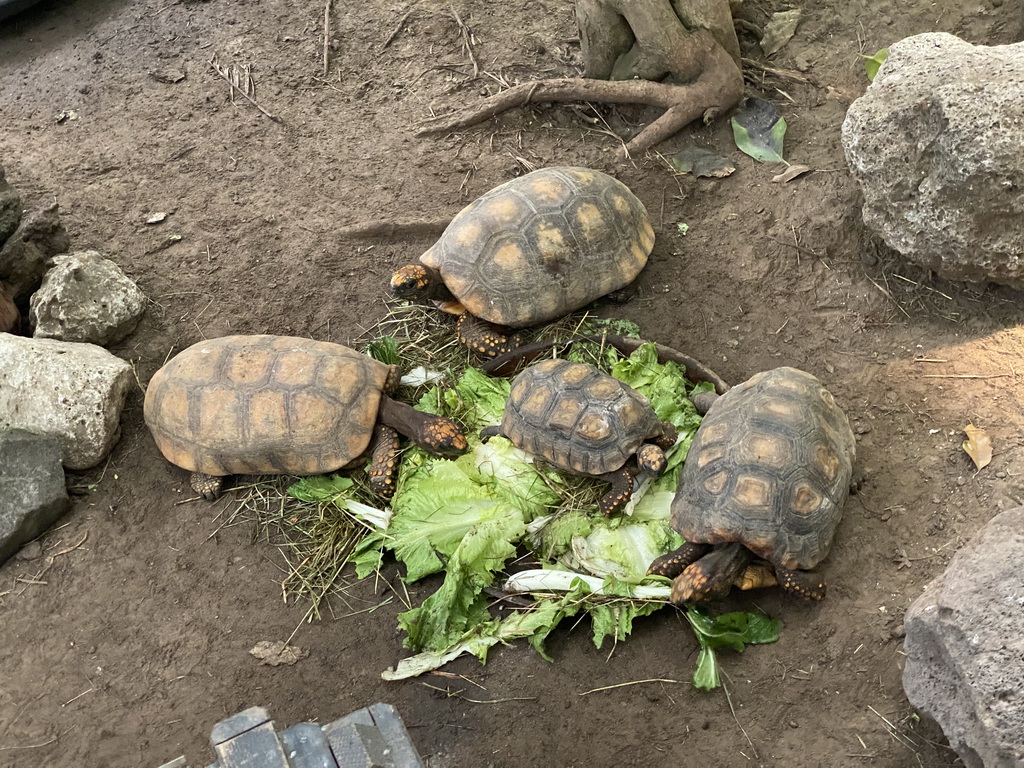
[416,25,742,156]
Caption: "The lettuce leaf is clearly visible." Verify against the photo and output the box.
[398,511,526,653]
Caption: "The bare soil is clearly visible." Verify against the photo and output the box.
[2,1,1023,766]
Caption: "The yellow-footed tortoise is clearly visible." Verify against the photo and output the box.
[480,359,677,516]
[390,167,654,358]
[648,367,855,603]
[144,335,468,500]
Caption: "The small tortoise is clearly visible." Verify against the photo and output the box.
[480,358,677,516]
[144,335,468,500]
[390,167,654,358]
[648,367,855,603]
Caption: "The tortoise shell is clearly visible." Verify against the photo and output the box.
[500,358,661,476]
[421,167,653,328]
[672,367,855,571]
[144,335,394,477]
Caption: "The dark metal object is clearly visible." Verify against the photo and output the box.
[158,703,423,768]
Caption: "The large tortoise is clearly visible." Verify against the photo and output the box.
[648,367,855,603]
[480,358,677,516]
[390,167,654,358]
[144,335,468,500]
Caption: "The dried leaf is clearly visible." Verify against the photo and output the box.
[771,164,812,184]
[249,640,309,666]
[146,212,169,225]
[731,99,786,164]
[962,424,992,471]
[760,10,801,57]
[670,146,736,178]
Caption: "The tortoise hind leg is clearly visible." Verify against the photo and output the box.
[776,568,827,600]
[647,542,712,578]
[190,471,225,501]
[368,424,402,500]
[456,313,523,358]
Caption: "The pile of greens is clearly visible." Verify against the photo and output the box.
[288,336,780,688]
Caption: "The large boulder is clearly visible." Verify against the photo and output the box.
[0,164,21,246]
[30,250,147,345]
[0,202,70,306]
[0,335,133,469]
[842,33,1024,288]
[0,430,69,567]
[903,507,1024,768]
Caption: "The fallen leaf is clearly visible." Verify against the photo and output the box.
[670,146,736,178]
[149,70,187,85]
[962,424,992,471]
[760,9,801,57]
[249,640,309,666]
[771,164,812,183]
[731,98,787,164]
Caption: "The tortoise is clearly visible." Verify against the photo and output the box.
[480,358,677,516]
[143,334,468,500]
[389,167,654,358]
[648,367,855,604]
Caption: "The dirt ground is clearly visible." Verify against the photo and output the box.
[3,0,1024,766]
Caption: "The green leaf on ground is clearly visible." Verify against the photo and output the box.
[863,48,889,82]
[731,98,787,164]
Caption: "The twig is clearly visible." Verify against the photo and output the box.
[323,0,332,76]
[209,54,281,123]
[337,219,451,239]
[0,726,76,751]
[722,680,758,760]
[579,678,678,696]
[382,10,414,50]
[62,688,94,707]
[741,57,816,85]
[921,373,1013,380]
[450,6,480,78]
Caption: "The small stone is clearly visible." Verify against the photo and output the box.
[30,250,147,346]
[0,203,70,303]
[0,430,69,567]
[788,720,799,728]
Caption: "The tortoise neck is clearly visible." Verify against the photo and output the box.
[422,267,456,303]
[377,395,428,446]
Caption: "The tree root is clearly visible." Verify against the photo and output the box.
[415,36,743,156]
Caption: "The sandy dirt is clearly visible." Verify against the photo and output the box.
[2,0,1024,765]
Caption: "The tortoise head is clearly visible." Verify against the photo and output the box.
[418,415,470,457]
[390,264,444,302]
[636,443,667,476]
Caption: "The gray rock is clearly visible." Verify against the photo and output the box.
[0,202,70,304]
[842,33,1024,288]
[0,335,133,470]
[30,250,147,346]
[903,506,1024,768]
[0,164,22,247]
[0,430,69,567]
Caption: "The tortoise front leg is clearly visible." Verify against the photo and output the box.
[367,424,401,500]
[456,313,524,358]
[647,542,712,579]
[671,542,754,604]
[190,471,225,501]
[597,463,640,517]
[776,568,827,600]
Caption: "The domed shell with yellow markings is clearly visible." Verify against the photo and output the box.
[500,358,661,476]
[673,367,855,572]
[143,335,394,478]
[421,167,654,328]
